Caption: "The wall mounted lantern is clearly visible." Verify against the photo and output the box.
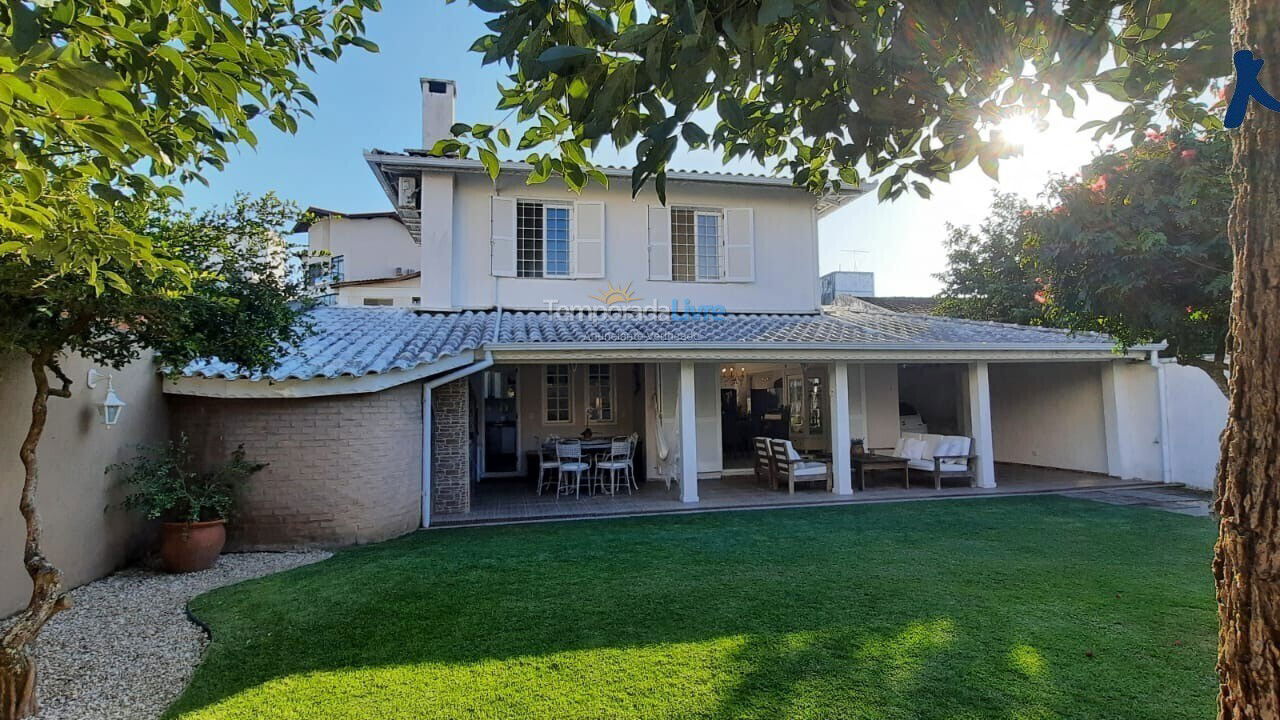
[87,369,126,427]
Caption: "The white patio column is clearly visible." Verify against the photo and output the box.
[678,360,699,503]
[829,362,853,495]
[966,362,997,488]
[1099,361,1126,478]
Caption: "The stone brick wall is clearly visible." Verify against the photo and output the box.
[168,382,423,550]
[431,378,471,515]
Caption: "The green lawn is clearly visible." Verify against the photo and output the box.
[168,496,1217,720]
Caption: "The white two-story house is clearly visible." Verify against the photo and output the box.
[163,77,1188,548]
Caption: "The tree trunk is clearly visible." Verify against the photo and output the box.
[1216,2,1280,718]
[0,356,71,720]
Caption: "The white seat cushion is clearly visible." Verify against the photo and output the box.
[908,459,970,472]
[560,462,590,472]
[784,441,802,462]
[597,460,630,470]
[793,462,828,476]
[902,438,927,461]
[919,434,944,460]
[938,436,971,458]
[892,437,908,457]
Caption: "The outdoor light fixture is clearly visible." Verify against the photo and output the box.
[96,376,127,427]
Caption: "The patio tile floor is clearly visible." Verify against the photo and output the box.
[1062,485,1213,517]
[439,463,1171,526]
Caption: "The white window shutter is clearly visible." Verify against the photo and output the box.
[647,205,672,281]
[490,196,517,277]
[723,208,755,282]
[572,201,605,278]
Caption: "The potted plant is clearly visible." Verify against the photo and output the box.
[112,435,266,573]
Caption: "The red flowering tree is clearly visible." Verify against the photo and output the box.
[1028,130,1232,395]
[938,131,1231,395]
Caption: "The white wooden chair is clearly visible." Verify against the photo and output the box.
[555,442,590,498]
[535,436,560,496]
[595,439,635,495]
[767,439,831,494]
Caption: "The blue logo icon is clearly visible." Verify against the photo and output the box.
[1226,50,1280,129]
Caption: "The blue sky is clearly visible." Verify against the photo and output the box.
[182,2,1123,296]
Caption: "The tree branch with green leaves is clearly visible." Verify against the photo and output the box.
[0,0,381,281]
[446,0,1228,203]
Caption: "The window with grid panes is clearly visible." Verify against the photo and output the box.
[585,364,614,423]
[671,207,722,281]
[517,201,571,278]
[544,364,571,423]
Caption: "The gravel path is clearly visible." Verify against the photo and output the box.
[1,551,330,720]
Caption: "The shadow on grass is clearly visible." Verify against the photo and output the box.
[166,496,1217,720]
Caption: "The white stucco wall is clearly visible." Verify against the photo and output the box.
[1163,362,1226,491]
[423,172,823,313]
[336,277,421,307]
[307,216,419,285]
[2,353,167,615]
[1109,361,1164,483]
[988,362,1110,474]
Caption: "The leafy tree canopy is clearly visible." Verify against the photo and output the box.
[448,0,1229,202]
[934,194,1048,327]
[0,0,379,280]
[1031,129,1232,389]
[0,192,311,378]
[937,130,1232,393]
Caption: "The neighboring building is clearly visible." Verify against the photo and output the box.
[295,207,420,307]
[163,76,1219,549]
[819,271,875,304]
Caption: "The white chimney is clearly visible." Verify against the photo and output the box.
[421,77,456,152]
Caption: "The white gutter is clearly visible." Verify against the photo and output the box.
[420,307,503,528]
[366,152,835,190]
[482,341,1163,353]
[1151,349,1174,484]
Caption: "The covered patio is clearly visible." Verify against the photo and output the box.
[449,309,1170,525]
[453,463,1157,526]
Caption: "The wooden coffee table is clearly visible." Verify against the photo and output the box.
[851,453,909,491]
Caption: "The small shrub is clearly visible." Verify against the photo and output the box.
[112,434,266,523]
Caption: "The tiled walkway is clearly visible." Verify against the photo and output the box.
[1062,485,1213,517]
[440,463,1173,526]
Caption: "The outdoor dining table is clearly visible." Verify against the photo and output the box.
[545,438,616,463]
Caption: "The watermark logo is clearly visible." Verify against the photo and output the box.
[543,281,727,320]
[589,281,641,305]
[1226,50,1280,129]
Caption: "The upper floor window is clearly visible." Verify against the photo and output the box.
[493,197,604,280]
[648,206,753,283]
[517,201,571,278]
[585,364,615,423]
[305,262,326,287]
[305,255,345,287]
[671,208,722,281]
[362,298,394,306]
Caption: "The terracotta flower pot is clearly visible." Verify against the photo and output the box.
[160,519,226,573]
